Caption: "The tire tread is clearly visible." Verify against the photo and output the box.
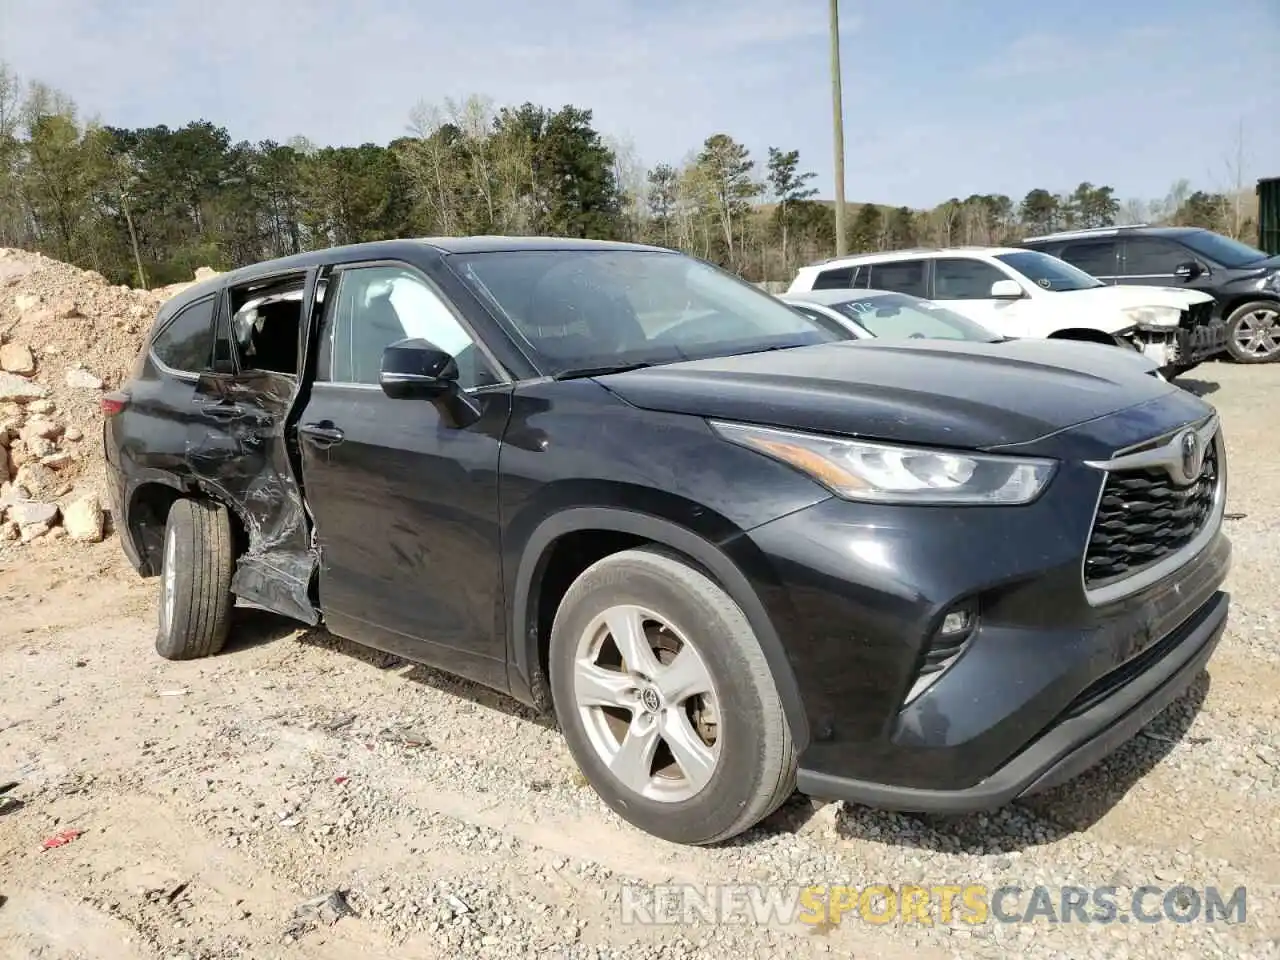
[155,498,235,661]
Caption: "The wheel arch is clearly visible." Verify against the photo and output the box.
[126,472,249,576]
[1221,293,1280,320]
[509,507,811,751]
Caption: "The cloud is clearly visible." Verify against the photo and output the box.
[0,0,856,166]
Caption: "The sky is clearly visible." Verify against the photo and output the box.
[1,0,1277,209]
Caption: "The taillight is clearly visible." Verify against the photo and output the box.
[101,392,129,417]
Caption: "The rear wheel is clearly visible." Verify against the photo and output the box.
[155,498,235,661]
[549,547,796,845]
[1225,301,1280,363]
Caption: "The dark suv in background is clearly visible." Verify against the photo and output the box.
[1021,225,1280,364]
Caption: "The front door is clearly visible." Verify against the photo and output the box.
[295,260,512,689]
[928,257,1030,337]
[1117,236,1210,293]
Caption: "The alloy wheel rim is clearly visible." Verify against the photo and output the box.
[1234,308,1280,358]
[572,603,721,803]
[161,524,177,635]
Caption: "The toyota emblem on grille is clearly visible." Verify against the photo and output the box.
[1177,429,1205,483]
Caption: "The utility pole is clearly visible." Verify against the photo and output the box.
[829,0,847,255]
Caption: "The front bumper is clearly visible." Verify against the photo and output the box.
[1175,319,1229,364]
[797,588,1227,812]
[1132,320,1228,368]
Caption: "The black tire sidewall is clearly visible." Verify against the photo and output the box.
[154,498,233,660]
[549,553,778,845]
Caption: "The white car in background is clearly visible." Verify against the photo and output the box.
[786,246,1225,378]
[781,287,1167,381]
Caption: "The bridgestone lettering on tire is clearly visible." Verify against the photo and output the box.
[155,498,235,661]
[548,546,797,845]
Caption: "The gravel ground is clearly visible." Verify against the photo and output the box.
[1,360,1279,960]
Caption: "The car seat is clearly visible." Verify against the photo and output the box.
[354,289,407,383]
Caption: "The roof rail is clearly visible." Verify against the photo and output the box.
[804,246,942,267]
[1022,224,1149,242]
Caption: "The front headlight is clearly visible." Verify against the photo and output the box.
[1264,272,1280,292]
[709,421,1057,505]
[1121,305,1182,328]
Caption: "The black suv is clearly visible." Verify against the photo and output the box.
[103,237,1231,845]
[1020,225,1280,363]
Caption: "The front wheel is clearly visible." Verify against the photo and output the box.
[1224,301,1280,363]
[155,498,235,661]
[548,547,796,845]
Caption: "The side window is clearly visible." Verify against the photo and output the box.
[932,258,1008,299]
[1058,240,1119,276]
[1122,238,1186,276]
[323,264,499,388]
[865,260,927,297]
[151,296,216,374]
[812,266,854,289]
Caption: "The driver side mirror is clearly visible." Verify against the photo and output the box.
[1173,261,1204,280]
[379,338,457,400]
[989,279,1025,300]
[379,337,482,429]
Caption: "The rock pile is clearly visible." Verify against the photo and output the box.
[0,247,217,550]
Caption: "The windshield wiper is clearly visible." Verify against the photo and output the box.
[552,361,657,380]
[732,342,812,357]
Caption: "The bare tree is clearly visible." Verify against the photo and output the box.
[1219,117,1249,239]
[406,101,462,235]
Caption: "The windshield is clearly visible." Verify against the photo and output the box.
[827,293,1000,342]
[996,250,1104,291]
[448,249,843,375]
[1177,230,1269,268]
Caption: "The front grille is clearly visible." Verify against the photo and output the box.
[1084,435,1219,588]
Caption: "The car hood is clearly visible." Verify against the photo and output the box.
[1240,253,1280,277]
[1055,284,1215,315]
[596,338,1178,450]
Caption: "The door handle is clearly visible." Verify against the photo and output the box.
[199,401,244,420]
[299,422,345,447]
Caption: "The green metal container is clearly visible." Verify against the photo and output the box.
[1259,176,1280,256]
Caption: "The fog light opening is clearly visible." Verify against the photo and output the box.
[903,600,980,706]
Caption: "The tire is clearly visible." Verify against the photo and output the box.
[1224,300,1280,364]
[548,547,796,845]
[155,498,235,661]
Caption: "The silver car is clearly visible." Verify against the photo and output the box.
[779,288,1003,342]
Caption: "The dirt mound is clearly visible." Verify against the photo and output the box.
[0,248,216,551]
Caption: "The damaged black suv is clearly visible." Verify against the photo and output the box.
[104,238,1231,845]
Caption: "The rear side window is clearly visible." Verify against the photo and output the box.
[1059,240,1119,276]
[866,260,926,297]
[812,266,854,289]
[151,296,216,374]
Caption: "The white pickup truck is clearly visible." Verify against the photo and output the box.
[786,246,1225,377]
